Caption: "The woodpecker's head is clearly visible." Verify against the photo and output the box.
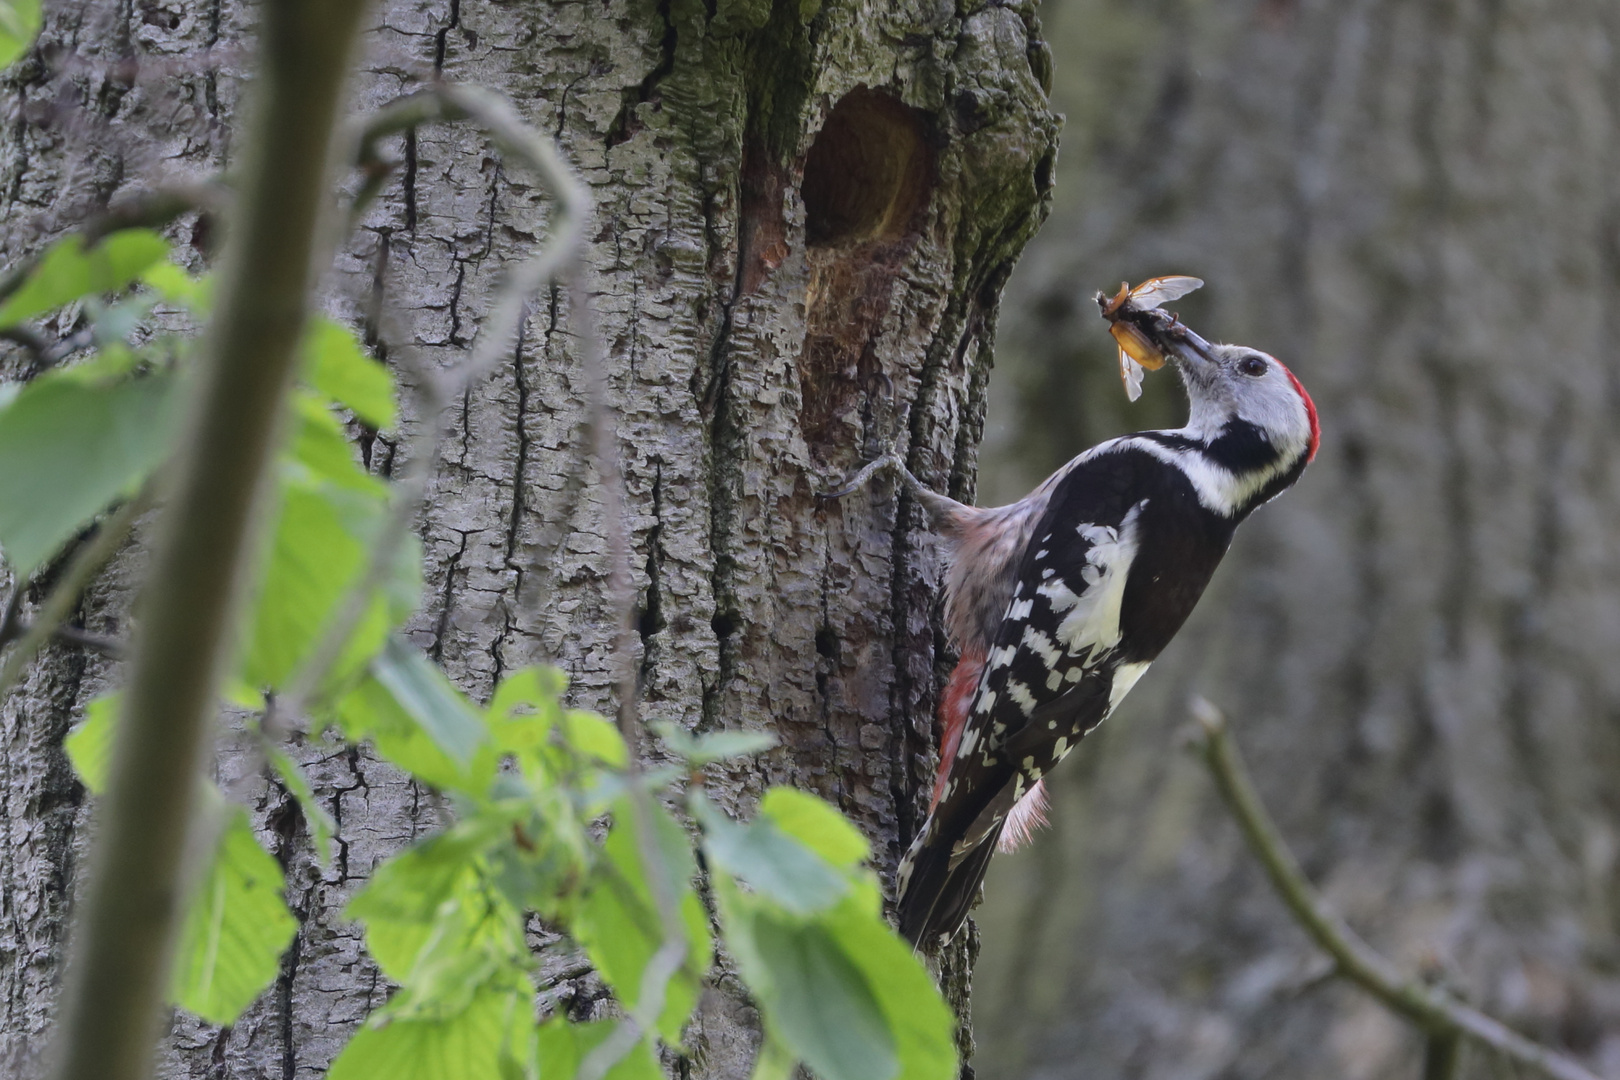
[1169,335,1320,469]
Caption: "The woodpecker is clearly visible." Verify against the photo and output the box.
[832,291,1319,946]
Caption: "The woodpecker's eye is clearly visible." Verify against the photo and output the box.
[1237,355,1267,376]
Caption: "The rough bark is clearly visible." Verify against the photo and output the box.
[973,1,1620,1078]
[0,0,1057,1077]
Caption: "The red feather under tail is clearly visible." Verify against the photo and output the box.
[932,648,985,811]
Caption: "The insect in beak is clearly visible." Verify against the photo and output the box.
[1096,275,1204,401]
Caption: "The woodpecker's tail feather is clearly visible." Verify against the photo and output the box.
[896,820,1003,947]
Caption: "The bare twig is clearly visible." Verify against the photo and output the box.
[567,252,693,1080]
[266,82,590,735]
[44,4,373,1079]
[1424,1031,1462,1080]
[0,486,152,705]
[0,324,53,363]
[0,184,228,311]
[1189,697,1603,1080]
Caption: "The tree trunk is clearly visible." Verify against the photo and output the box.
[0,1,1057,1077]
[973,1,1620,1078]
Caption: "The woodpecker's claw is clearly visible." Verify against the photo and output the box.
[819,452,909,500]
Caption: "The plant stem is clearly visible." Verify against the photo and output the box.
[0,486,151,704]
[45,4,370,1080]
[1189,697,1602,1080]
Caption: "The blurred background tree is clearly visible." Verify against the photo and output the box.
[973,0,1620,1078]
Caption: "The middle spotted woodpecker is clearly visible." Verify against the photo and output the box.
[832,287,1319,946]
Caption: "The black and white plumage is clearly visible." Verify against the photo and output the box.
[871,309,1320,947]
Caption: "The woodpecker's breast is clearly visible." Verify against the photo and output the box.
[1035,446,1239,665]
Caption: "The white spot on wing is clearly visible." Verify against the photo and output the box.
[1006,679,1038,715]
[1108,660,1152,713]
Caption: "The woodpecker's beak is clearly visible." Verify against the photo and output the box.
[1164,323,1217,368]
[1133,309,1215,371]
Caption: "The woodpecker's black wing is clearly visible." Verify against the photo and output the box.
[896,444,1237,945]
[897,448,1148,944]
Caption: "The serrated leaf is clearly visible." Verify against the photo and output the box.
[572,798,711,1042]
[171,807,298,1025]
[267,747,335,866]
[748,914,897,1080]
[303,317,396,429]
[485,665,565,753]
[693,794,848,915]
[0,229,169,328]
[327,984,533,1080]
[141,261,212,312]
[64,693,120,795]
[760,787,870,868]
[0,371,178,574]
[536,1018,663,1080]
[0,0,41,70]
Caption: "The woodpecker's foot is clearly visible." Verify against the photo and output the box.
[821,451,973,532]
[819,451,909,501]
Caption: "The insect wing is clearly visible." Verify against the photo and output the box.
[1127,275,1204,310]
[1118,347,1145,402]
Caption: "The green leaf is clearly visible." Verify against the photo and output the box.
[267,747,336,866]
[0,371,179,574]
[171,806,298,1025]
[141,261,212,312]
[817,890,957,1080]
[327,984,533,1080]
[0,0,40,69]
[288,394,386,494]
[303,317,396,429]
[749,1032,797,1080]
[753,914,897,1080]
[239,472,417,694]
[536,1019,662,1080]
[64,693,120,795]
[485,665,566,753]
[335,674,478,794]
[652,721,776,764]
[0,230,169,328]
[693,794,848,916]
[559,709,627,768]
[371,636,487,767]
[572,798,712,1042]
[760,788,870,868]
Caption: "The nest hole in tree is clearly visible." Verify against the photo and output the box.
[802,89,932,247]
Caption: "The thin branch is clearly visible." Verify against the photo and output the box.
[0,324,53,363]
[1424,1031,1462,1080]
[267,82,590,734]
[0,184,227,311]
[1189,697,1603,1080]
[44,3,372,1079]
[309,80,685,1080]
[0,487,152,705]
